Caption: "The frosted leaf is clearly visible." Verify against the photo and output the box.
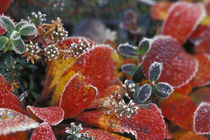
[135,84,152,103]
[117,43,138,56]
[155,82,174,98]
[193,102,210,135]
[121,64,136,76]
[0,36,8,50]
[138,37,151,56]
[27,106,64,126]
[0,108,39,135]
[0,15,15,33]
[149,61,163,84]
[18,24,37,36]
[12,38,25,54]
[31,123,56,140]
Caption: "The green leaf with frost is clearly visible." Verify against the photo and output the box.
[0,16,15,33]
[12,38,25,54]
[0,36,9,50]
[18,24,37,36]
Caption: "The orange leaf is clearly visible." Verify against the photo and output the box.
[173,130,207,140]
[174,81,193,96]
[192,54,210,87]
[0,132,27,140]
[159,93,196,130]
[162,2,205,44]
[151,1,172,20]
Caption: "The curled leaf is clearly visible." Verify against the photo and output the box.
[27,106,64,126]
[193,102,210,135]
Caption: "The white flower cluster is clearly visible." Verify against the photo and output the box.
[44,44,59,60]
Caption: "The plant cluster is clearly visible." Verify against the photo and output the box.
[0,0,210,140]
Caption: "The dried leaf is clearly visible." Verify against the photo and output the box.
[193,102,210,135]
[0,131,27,140]
[142,36,198,88]
[27,106,64,126]
[162,2,205,44]
[31,123,56,140]
[0,108,39,135]
[159,93,196,130]
[190,87,210,106]
[173,130,207,140]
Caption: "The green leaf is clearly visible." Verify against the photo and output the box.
[15,21,28,31]
[134,84,152,103]
[117,43,138,56]
[149,61,163,84]
[18,24,37,36]
[154,82,174,98]
[11,31,21,40]
[137,38,151,55]
[0,36,9,50]
[132,64,145,83]
[121,64,136,76]
[0,16,15,33]
[12,38,25,54]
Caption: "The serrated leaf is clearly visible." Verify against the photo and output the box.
[15,21,28,31]
[135,84,152,103]
[18,24,37,36]
[149,61,163,83]
[0,15,15,33]
[0,36,8,50]
[155,82,174,98]
[12,38,25,54]
[138,38,151,55]
[117,43,138,56]
[132,64,145,82]
[121,64,136,76]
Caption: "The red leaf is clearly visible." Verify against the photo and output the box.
[159,93,197,130]
[59,73,97,118]
[151,1,172,20]
[193,102,210,135]
[192,54,210,87]
[142,36,198,88]
[162,2,205,44]
[27,106,64,126]
[0,132,27,140]
[31,123,56,140]
[82,128,130,140]
[0,108,39,135]
[51,43,121,107]
[174,81,193,96]
[0,74,26,114]
[78,103,166,140]
[205,0,210,16]
[190,26,210,55]
[0,0,13,14]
